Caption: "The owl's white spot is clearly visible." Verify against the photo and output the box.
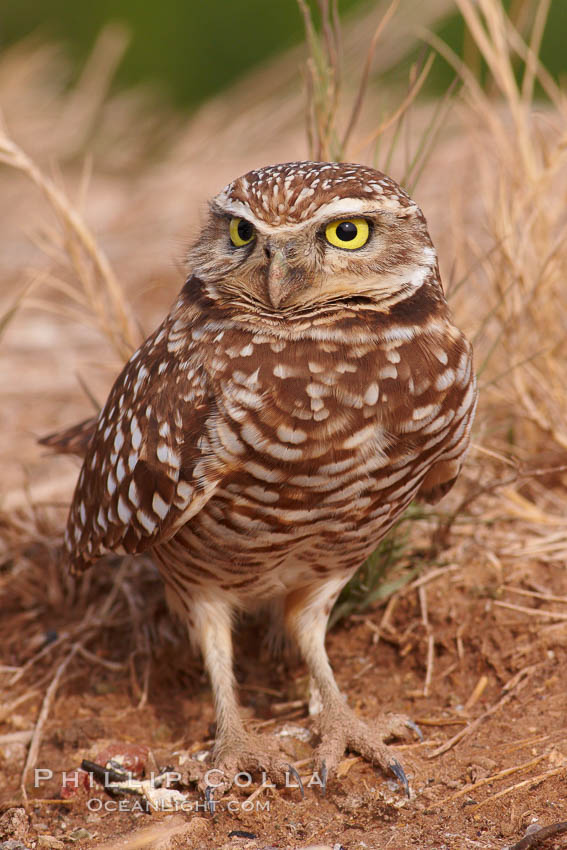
[372,467,411,491]
[435,368,456,391]
[364,383,379,405]
[335,361,357,373]
[217,420,246,456]
[381,325,416,343]
[433,348,449,365]
[231,385,263,410]
[168,335,186,354]
[131,426,142,451]
[79,502,86,525]
[96,506,108,532]
[137,509,157,535]
[265,442,304,461]
[308,361,325,374]
[128,452,138,472]
[133,364,149,396]
[412,403,441,421]
[386,349,401,363]
[157,443,180,467]
[244,460,285,483]
[310,397,325,411]
[176,480,194,501]
[379,365,398,380]
[273,363,298,379]
[159,421,170,438]
[240,421,267,449]
[116,457,126,483]
[128,479,140,507]
[270,340,286,353]
[313,408,330,421]
[456,350,472,386]
[342,424,378,450]
[114,431,124,452]
[244,485,279,504]
[107,470,117,496]
[117,494,132,524]
[456,381,476,420]
[306,382,327,398]
[152,492,169,520]
[190,327,207,342]
[276,424,307,445]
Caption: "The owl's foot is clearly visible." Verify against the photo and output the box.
[197,730,304,803]
[313,703,419,796]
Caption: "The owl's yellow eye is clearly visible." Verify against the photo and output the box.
[325,218,370,250]
[230,217,255,247]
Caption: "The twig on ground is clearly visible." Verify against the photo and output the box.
[463,675,488,711]
[431,753,548,806]
[471,767,567,812]
[419,585,435,698]
[494,600,567,621]
[505,821,567,850]
[20,642,80,805]
[428,665,536,758]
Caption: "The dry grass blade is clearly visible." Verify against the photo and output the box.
[341,0,400,152]
[0,279,35,343]
[298,0,436,164]
[0,125,139,360]
[352,52,435,156]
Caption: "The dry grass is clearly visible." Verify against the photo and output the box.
[1,0,567,826]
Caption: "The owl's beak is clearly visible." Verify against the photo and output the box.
[267,246,294,309]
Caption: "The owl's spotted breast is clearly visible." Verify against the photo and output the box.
[144,279,476,601]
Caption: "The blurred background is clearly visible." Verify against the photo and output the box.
[2,0,567,111]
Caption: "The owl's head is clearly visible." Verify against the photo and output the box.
[188,161,439,317]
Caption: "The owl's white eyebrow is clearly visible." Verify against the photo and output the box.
[211,195,416,236]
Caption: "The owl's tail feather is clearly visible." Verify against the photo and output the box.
[39,416,98,458]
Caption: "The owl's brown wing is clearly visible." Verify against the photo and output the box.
[414,334,477,505]
[63,321,223,574]
[39,416,98,457]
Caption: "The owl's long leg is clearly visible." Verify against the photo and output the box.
[190,594,294,789]
[284,580,414,795]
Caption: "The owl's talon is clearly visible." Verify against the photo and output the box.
[389,758,410,798]
[320,758,328,796]
[287,763,304,798]
[405,719,424,742]
[204,785,216,814]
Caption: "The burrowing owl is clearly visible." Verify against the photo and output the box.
[43,161,477,795]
